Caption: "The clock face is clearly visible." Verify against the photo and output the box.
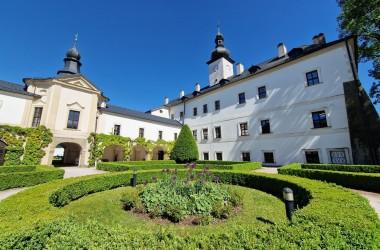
[214,65,219,72]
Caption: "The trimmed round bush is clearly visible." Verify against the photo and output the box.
[170,124,199,163]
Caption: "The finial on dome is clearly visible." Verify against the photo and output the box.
[73,33,78,49]
[217,20,221,35]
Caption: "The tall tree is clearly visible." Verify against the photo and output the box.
[337,0,380,104]
[170,124,199,163]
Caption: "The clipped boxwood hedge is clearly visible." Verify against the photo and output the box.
[0,165,36,174]
[279,163,380,192]
[97,161,262,172]
[0,165,64,190]
[0,169,379,248]
[301,163,380,173]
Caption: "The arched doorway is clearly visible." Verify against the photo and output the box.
[53,142,82,166]
[153,146,167,160]
[131,145,148,161]
[102,145,125,162]
[0,141,7,166]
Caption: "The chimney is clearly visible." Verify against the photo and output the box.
[180,90,184,99]
[313,33,326,44]
[236,63,244,75]
[195,83,200,92]
[277,43,287,57]
[164,97,169,105]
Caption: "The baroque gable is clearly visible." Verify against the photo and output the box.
[53,75,101,94]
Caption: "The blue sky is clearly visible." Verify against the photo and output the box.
[0,0,378,113]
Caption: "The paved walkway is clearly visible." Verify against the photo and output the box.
[0,167,107,201]
[253,167,380,218]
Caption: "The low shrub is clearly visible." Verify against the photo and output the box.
[0,165,36,174]
[301,163,380,173]
[279,163,380,192]
[0,165,64,190]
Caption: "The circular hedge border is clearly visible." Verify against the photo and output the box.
[0,170,379,249]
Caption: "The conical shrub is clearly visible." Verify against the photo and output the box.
[170,124,199,163]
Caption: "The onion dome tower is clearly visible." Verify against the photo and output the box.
[57,34,82,76]
[207,22,235,86]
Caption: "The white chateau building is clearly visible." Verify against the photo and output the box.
[0,31,379,166]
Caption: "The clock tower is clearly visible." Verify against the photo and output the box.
[206,26,235,86]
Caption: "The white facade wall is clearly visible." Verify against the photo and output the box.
[98,112,181,141]
[0,92,29,126]
[169,44,354,165]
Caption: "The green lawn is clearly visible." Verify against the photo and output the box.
[64,185,287,236]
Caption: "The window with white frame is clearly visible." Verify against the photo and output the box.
[214,126,221,139]
[203,152,209,160]
[67,110,80,129]
[192,130,197,140]
[306,70,320,86]
[312,110,328,128]
[180,111,184,120]
[239,122,249,136]
[305,150,320,163]
[258,86,267,99]
[203,104,208,114]
[242,152,251,162]
[216,152,223,161]
[139,128,144,138]
[238,92,246,104]
[32,107,43,127]
[114,124,121,135]
[202,128,208,140]
[261,119,271,134]
[215,100,220,110]
[158,131,163,140]
[174,133,178,140]
[193,107,197,116]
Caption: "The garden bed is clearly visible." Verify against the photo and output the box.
[0,168,378,248]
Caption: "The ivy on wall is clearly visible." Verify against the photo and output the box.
[87,133,175,167]
[0,125,53,166]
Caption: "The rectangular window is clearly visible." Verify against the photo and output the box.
[114,125,121,135]
[312,111,327,128]
[203,152,209,160]
[193,107,197,116]
[32,107,43,127]
[330,150,347,164]
[242,152,251,162]
[216,152,223,161]
[306,70,320,86]
[174,133,178,140]
[158,131,163,140]
[192,130,197,140]
[238,92,246,104]
[171,114,174,120]
[258,86,267,99]
[240,122,249,136]
[203,104,208,114]
[202,128,208,140]
[180,111,184,119]
[305,151,320,163]
[215,126,221,139]
[67,110,80,129]
[261,119,271,134]
[215,100,220,110]
[264,152,275,163]
[139,128,144,138]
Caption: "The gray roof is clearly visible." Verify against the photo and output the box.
[101,104,182,127]
[166,37,354,107]
[0,80,40,97]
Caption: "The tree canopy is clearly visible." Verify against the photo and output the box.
[337,0,380,104]
[170,124,199,163]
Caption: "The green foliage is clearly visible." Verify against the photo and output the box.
[0,125,52,166]
[0,165,64,190]
[170,124,199,163]
[0,165,36,174]
[337,0,380,104]
[302,163,380,173]
[279,163,380,192]
[211,201,234,219]
[135,167,235,222]
[192,214,213,225]
[0,169,379,249]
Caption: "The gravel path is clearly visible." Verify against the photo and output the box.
[253,167,380,218]
[0,167,107,201]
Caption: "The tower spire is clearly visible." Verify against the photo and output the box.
[73,33,78,49]
[217,20,221,35]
